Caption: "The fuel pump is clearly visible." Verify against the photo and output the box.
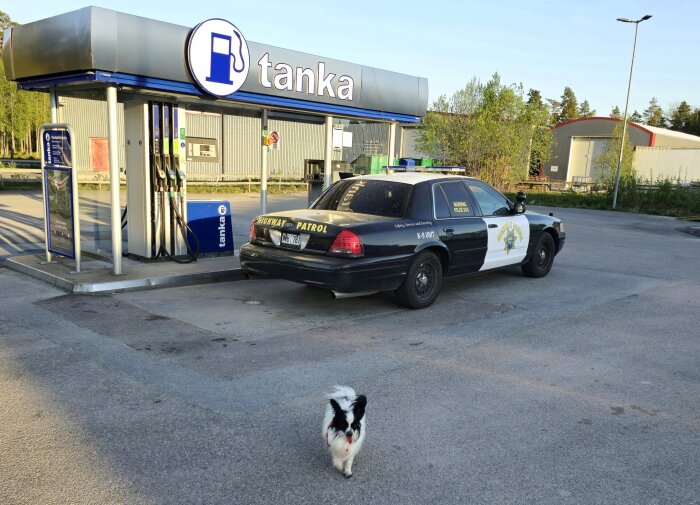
[149,101,167,258]
[162,104,177,254]
[167,104,199,262]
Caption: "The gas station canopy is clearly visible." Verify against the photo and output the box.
[3,7,428,122]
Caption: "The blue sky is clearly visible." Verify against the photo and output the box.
[5,0,697,117]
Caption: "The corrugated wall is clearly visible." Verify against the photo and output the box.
[634,147,700,182]
[60,96,125,173]
[60,97,399,180]
[267,119,326,177]
[185,112,222,176]
[223,114,261,177]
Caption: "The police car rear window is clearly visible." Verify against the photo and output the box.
[313,180,412,218]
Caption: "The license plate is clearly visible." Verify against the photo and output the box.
[281,232,301,248]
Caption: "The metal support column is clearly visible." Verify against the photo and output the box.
[387,122,397,174]
[106,86,122,275]
[49,87,58,123]
[324,116,333,189]
[261,109,269,214]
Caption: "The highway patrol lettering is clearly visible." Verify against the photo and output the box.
[296,222,328,234]
[257,217,287,227]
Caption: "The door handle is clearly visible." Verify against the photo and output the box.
[488,224,498,229]
[443,227,454,235]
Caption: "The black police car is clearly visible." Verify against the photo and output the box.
[240,174,565,309]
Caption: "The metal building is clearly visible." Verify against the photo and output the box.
[542,117,700,185]
[57,96,421,180]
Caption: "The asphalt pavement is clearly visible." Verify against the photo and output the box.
[1,196,699,504]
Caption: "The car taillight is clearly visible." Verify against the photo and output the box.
[328,230,363,257]
[249,221,257,242]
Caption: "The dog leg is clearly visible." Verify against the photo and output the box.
[343,456,354,478]
[332,457,344,474]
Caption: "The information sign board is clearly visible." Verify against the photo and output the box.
[40,124,81,271]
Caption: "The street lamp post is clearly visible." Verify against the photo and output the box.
[612,14,652,210]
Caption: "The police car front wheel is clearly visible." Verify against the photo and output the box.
[522,232,555,278]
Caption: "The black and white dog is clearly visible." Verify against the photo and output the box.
[322,386,367,478]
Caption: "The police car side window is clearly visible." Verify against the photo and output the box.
[434,182,475,218]
[466,183,511,216]
[434,186,451,219]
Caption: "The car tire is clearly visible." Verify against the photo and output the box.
[522,232,555,278]
[396,251,443,309]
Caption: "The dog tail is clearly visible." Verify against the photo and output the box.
[326,385,357,402]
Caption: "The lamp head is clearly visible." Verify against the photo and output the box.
[641,14,652,21]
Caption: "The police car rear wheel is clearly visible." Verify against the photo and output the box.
[522,233,555,278]
[396,251,443,309]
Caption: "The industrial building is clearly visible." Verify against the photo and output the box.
[56,96,422,181]
[543,117,700,185]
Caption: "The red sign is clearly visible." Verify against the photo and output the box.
[269,131,280,144]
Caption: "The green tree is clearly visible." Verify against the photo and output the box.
[685,108,700,136]
[526,89,554,177]
[0,11,49,157]
[669,101,692,132]
[643,97,667,127]
[578,100,596,118]
[418,73,553,188]
[0,10,18,57]
[527,88,543,108]
[556,86,579,124]
[610,106,622,119]
[630,110,643,123]
[595,120,635,186]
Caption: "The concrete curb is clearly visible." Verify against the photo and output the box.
[4,256,247,294]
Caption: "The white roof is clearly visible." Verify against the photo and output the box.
[636,123,700,145]
[353,173,470,185]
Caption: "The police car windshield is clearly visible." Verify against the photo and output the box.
[313,179,412,218]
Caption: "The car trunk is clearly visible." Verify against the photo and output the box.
[252,210,397,254]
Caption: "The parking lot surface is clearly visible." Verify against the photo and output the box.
[1,205,699,504]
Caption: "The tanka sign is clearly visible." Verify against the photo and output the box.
[187,19,355,101]
[257,53,353,101]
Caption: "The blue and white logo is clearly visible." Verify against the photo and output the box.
[187,19,250,97]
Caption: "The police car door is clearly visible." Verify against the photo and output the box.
[464,181,530,271]
[433,181,487,276]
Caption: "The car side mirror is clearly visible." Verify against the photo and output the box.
[513,191,526,214]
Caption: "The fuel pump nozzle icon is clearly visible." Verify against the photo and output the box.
[206,32,246,85]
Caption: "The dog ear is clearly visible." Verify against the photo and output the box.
[353,395,367,419]
[330,399,343,416]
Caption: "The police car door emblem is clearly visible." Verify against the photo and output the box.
[497,223,523,254]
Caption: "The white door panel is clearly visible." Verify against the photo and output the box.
[480,215,530,271]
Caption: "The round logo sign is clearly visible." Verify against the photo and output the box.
[187,19,250,97]
[218,204,227,216]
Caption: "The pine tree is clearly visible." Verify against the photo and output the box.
[685,108,700,136]
[643,97,667,127]
[578,100,596,118]
[610,106,622,119]
[669,101,692,132]
[527,89,543,108]
[630,110,643,123]
[557,87,579,123]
